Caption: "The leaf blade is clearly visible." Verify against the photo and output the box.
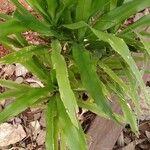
[51,40,79,128]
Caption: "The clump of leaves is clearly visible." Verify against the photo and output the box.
[0,0,150,149]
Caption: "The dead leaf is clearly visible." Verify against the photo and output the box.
[36,130,46,146]
[145,131,150,139]
[0,123,26,147]
[122,141,135,150]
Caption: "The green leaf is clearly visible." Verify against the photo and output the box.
[14,10,53,36]
[51,40,79,128]
[98,62,140,111]
[0,90,23,101]
[56,95,87,150]
[46,98,58,150]
[91,28,150,107]
[75,0,92,38]
[0,36,22,51]
[91,29,143,85]
[0,79,31,89]
[108,83,138,134]
[94,0,150,30]
[77,100,124,123]
[15,33,28,47]
[0,19,27,37]
[76,0,92,22]
[23,56,52,87]
[46,0,58,20]
[72,44,116,120]
[140,38,150,57]
[11,0,53,36]
[63,21,87,30]
[25,0,49,19]
[77,100,109,119]
[0,46,47,64]
[0,88,49,123]
[110,0,118,10]
[120,14,150,34]
[91,0,108,16]
[0,13,12,20]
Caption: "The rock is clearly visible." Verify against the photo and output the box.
[0,123,26,147]
[15,76,24,84]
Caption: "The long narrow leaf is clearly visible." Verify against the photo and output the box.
[46,98,58,150]
[23,56,52,86]
[51,40,79,128]
[108,83,138,134]
[98,61,140,111]
[0,46,47,64]
[72,44,116,120]
[56,95,87,150]
[91,28,150,107]
[94,0,150,30]
[120,14,150,35]
[0,19,26,37]
[0,88,49,123]
[0,79,31,89]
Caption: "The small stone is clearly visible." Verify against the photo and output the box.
[15,77,24,84]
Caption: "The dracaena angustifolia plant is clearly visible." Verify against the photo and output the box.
[0,0,150,149]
